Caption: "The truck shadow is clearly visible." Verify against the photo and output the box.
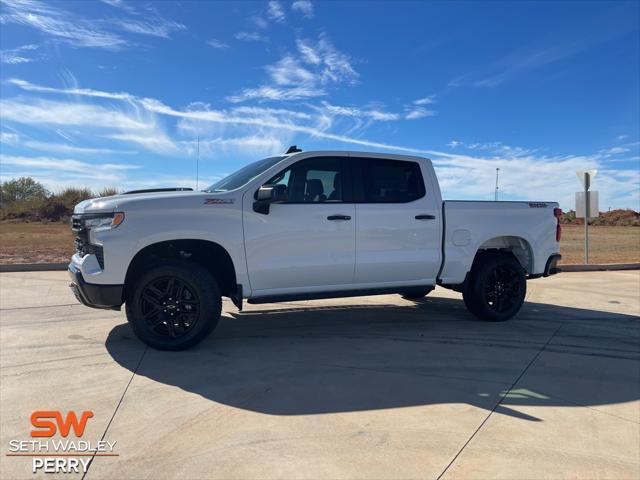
[105,296,640,422]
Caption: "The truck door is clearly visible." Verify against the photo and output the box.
[352,155,441,285]
[243,156,356,293]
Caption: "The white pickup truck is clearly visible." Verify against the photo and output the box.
[69,149,562,350]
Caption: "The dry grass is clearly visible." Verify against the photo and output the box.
[559,225,639,265]
[0,222,638,265]
[0,222,74,263]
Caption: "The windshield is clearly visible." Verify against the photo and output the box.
[204,156,286,193]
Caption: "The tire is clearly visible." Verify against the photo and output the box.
[463,253,526,322]
[401,287,434,300]
[125,260,221,350]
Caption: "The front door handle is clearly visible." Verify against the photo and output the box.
[327,215,351,221]
[415,214,436,220]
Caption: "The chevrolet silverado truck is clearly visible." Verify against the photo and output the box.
[69,149,562,350]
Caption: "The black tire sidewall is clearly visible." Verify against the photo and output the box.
[126,260,221,350]
[464,254,526,322]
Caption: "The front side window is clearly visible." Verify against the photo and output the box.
[264,157,344,203]
[359,158,425,203]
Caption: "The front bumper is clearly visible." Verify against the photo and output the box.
[68,263,123,310]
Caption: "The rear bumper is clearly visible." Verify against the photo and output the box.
[543,253,562,276]
[68,263,123,310]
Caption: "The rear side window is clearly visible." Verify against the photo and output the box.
[359,158,425,203]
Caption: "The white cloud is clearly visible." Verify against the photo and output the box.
[414,95,436,105]
[235,31,268,42]
[431,152,640,210]
[292,0,314,18]
[105,133,178,154]
[601,146,630,155]
[0,131,20,143]
[320,102,400,122]
[447,140,462,148]
[0,154,139,175]
[207,38,229,49]
[114,17,186,39]
[1,0,127,50]
[5,77,638,209]
[0,131,135,155]
[405,107,436,120]
[100,0,136,13]
[228,34,357,102]
[0,44,40,64]
[267,1,285,22]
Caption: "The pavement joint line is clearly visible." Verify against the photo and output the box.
[0,303,80,311]
[436,322,564,480]
[82,345,148,480]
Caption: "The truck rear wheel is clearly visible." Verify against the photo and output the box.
[463,253,526,322]
[125,260,221,350]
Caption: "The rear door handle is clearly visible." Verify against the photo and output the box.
[327,215,351,221]
[415,214,436,220]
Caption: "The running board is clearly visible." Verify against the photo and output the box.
[247,286,433,305]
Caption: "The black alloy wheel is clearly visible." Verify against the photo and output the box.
[139,276,200,338]
[126,260,221,350]
[483,265,523,313]
[463,253,526,322]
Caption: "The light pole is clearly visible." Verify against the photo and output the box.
[494,168,500,201]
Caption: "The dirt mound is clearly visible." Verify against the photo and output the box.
[561,209,639,226]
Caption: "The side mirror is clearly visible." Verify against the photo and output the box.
[253,184,288,214]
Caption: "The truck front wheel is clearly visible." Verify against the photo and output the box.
[463,253,526,322]
[125,260,221,350]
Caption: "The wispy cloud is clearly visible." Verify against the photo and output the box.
[228,34,358,102]
[431,151,639,210]
[403,96,437,119]
[0,154,139,174]
[0,0,127,50]
[267,1,285,22]
[0,43,40,64]
[414,95,436,105]
[3,78,638,208]
[0,132,136,155]
[99,0,136,14]
[234,31,268,42]
[114,16,186,39]
[292,0,314,18]
[207,38,229,49]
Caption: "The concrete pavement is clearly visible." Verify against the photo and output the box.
[1,270,638,479]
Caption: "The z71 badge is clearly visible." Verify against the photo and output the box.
[204,198,234,205]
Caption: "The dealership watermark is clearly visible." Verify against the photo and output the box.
[6,411,117,474]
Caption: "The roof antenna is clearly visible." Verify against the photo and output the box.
[286,145,302,154]
[196,135,200,190]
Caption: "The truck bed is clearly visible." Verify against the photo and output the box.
[439,200,560,284]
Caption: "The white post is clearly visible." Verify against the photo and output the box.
[584,173,589,264]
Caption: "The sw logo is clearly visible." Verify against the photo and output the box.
[30,410,94,438]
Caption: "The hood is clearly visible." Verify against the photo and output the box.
[73,189,235,214]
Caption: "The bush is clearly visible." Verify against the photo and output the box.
[37,188,94,222]
[98,187,120,197]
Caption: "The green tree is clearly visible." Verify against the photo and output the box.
[0,177,50,204]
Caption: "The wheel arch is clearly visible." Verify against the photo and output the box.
[124,239,238,300]
[474,235,534,273]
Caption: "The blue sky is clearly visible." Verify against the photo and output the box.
[0,0,638,209]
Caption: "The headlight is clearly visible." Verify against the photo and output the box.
[85,212,125,244]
